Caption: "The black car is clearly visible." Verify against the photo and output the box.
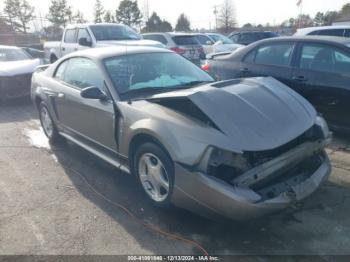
[203,36,350,132]
[228,31,278,45]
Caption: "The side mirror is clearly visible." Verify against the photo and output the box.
[206,40,213,45]
[78,37,92,47]
[80,86,108,100]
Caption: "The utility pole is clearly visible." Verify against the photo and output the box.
[143,0,150,21]
[213,5,219,30]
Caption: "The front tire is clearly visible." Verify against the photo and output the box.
[133,142,174,207]
[39,102,60,144]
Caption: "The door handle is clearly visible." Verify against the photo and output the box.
[240,68,250,73]
[292,76,308,82]
[57,93,65,98]
[61,47,65,51]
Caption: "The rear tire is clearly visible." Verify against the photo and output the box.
[133,142,174,207]
[39,102,60,144]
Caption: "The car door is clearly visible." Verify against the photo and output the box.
[61,28,79,56]
[52,57,118,151]
[236,41,295,87]
[291,42,350,129]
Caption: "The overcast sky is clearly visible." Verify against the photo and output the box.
[1,0,349,28]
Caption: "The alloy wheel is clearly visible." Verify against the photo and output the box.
[138,153,170,202]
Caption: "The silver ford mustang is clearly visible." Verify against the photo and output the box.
[31,46,332,220]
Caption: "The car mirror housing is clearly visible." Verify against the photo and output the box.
[78,37,92,47]
[80,86,107,100]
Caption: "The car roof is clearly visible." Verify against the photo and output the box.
[63,45,171,60]
[65,23,128,29]
[295,25,350,35]
[0,45,20,50]
[235,31,274,34]
[257,35,350,45]
[142,32,196,37]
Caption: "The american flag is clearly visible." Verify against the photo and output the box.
[296,0,302,7]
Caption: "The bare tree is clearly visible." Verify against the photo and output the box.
[73,10,87,23]
[218,0,236,33]
[3,0,35,33]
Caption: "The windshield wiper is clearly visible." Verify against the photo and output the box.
[120,87,177,96]
[179,80,214,87]
[120,82,213,96]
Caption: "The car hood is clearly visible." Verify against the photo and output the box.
[0,59,40,77]
[96,39,165,48]
[149,77,316,152]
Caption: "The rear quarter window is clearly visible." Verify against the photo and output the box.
[64,29,77,43]
[172,36,199,45]
[143,34,168,45]
[255,43,294,66]
[317,29,345,37]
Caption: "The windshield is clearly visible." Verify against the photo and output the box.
[172,35,200,45]
[0,48,32,62]
[104,52,214,96]
[209,34,234,44]
[90,25,142,41]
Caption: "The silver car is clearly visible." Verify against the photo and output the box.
[142,32,205,65]
[31,46,331,221]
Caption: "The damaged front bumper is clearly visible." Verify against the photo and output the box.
[171,145,331,221]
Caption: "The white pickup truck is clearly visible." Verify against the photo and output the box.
[44,23,164,63]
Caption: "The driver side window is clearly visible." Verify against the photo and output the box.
[58,58,104,89]
[77,28,91,42]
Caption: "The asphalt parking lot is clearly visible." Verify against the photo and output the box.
[1,99,350,256]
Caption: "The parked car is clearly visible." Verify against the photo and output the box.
[21,47,45,64]
[21,47,45,60]
[44,23,164,63]
[228,31,279,45]
[0,45,40,100]
[194,33,243,54]
[31,46,331,221]
[295,25,350,37]
[203,36,350,132]
[142,32,205,65]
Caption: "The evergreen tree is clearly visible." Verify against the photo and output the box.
[175,13,191,32]
[94,0,105,23]
[116,0,143,27]
[47,0,73,28]
[144,12,172,32]
[104,10,115,23]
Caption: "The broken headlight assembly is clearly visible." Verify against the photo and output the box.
[315,115,332,143]
[196,147,250,183]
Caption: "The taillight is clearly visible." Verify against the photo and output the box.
[170,47,186,54]
[202,62,210,71]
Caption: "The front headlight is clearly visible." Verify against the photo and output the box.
[196,147,249,181]
[316,116,331,142]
